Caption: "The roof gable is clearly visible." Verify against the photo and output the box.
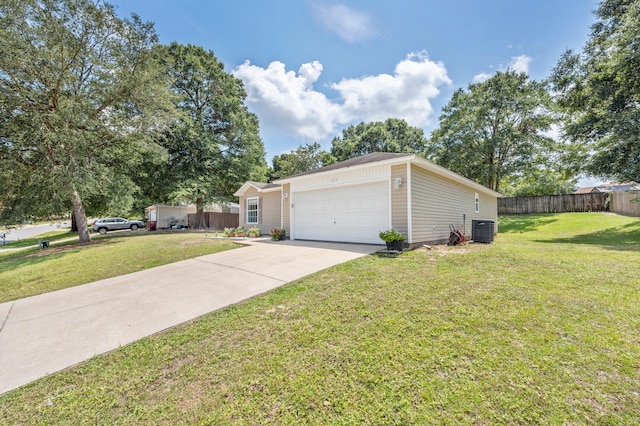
[233,181,281,197]
[574,187,599,194]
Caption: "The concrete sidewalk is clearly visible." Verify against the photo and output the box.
[0,239,380,395]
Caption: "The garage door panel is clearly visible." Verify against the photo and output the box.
[293,181,389,244]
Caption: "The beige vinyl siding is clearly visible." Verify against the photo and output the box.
[239,188,281,235]
[282,183,291,235]
[480,191,498,232]
[390,164,408,236]
[411,164,498,244]
[260,191,281,235]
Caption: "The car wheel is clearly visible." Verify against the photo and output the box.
[130,224,139,231]
[99,228,108,235]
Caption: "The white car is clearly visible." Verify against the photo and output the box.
[91,218,144,234]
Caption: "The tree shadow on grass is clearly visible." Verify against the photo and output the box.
[0,231,77,249]
[499,214,558,233]
[535,222,640,252]
[0,238,121,274]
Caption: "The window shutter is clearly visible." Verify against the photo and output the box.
[243,198,248,226]
[258,197,263,224]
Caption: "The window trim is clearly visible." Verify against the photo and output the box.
[474,192,480,213]
[246,197,259,224]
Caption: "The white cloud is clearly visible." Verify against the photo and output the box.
[472,72,493,84]
[312,3,376,43]
[473,54,533,83]
[332,51,451,126]
[509,55,532,74]
[233,60,341,139]
[233,52,451,140]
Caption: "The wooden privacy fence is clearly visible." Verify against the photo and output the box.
[498,193,610,215]
[610,191,640,217]
[187,212,239,229]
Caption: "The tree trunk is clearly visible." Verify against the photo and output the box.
[195,197,205,229]
[71,212,78,232]
[70,189,91,243]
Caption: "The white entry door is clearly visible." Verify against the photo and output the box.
[292,181,389,244]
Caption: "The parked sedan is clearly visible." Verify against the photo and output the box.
[91,218,144,234]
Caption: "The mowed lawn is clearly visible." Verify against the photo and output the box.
[0,231,238,303]
[1,213,639,424]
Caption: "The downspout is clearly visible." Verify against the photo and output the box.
[388,167,393,230]
[280,187,284,229]
[407,162,412,245]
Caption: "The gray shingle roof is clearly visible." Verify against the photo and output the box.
[247,181,281,190]
[278,152,414,180]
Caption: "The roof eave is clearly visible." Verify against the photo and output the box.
[410,156,502,198]
[274,154,501,198]
[274,154,415,184]
[233,182,282,197]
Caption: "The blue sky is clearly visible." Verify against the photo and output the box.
[110,0,599,174]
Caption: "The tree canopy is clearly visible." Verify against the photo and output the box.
[270,142,334,180]
[0,0,174,239]
[551,0,640,182]
[146,42,266,227]
[427,71,560,193]
[330,118,427,162]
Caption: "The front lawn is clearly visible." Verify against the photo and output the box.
[0,232,238,303]
[1,213,639,423]
[0,229,74,248]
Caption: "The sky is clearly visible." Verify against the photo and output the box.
[109,0,600,182]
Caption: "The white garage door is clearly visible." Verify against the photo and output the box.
[293,181,389,244]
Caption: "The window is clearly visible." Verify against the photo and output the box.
[247,197,259,224]
[474,193,480,213]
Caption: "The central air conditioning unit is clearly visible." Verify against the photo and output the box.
[472,220,494,243]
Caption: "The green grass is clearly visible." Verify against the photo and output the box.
[1,212,639,424]
[0,229,76,248]
[0,232,238,303]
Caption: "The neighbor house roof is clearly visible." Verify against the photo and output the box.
[574,182,640,194]
[275,152,501,198]
[574,187,600,194]
[597,182,640,191]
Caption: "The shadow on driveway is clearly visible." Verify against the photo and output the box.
[241,238,384,255]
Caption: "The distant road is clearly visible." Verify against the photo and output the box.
[0,222,71,245]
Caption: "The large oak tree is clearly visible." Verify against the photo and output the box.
[427,71,557,193]
[330,118,427,162]
[149,43,267,228]
[0,0,173,240]
[551,0,640,182]
[270,142,334,180]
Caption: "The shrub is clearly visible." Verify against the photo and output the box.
[270,228,286,241]
[379,229,405,243]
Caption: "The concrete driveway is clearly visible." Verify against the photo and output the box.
[0,239,380,395]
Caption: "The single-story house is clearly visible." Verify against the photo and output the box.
[575,182,640,194]
[146,203,239,229]
[234,152,501,246]
[574,186,601,194]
